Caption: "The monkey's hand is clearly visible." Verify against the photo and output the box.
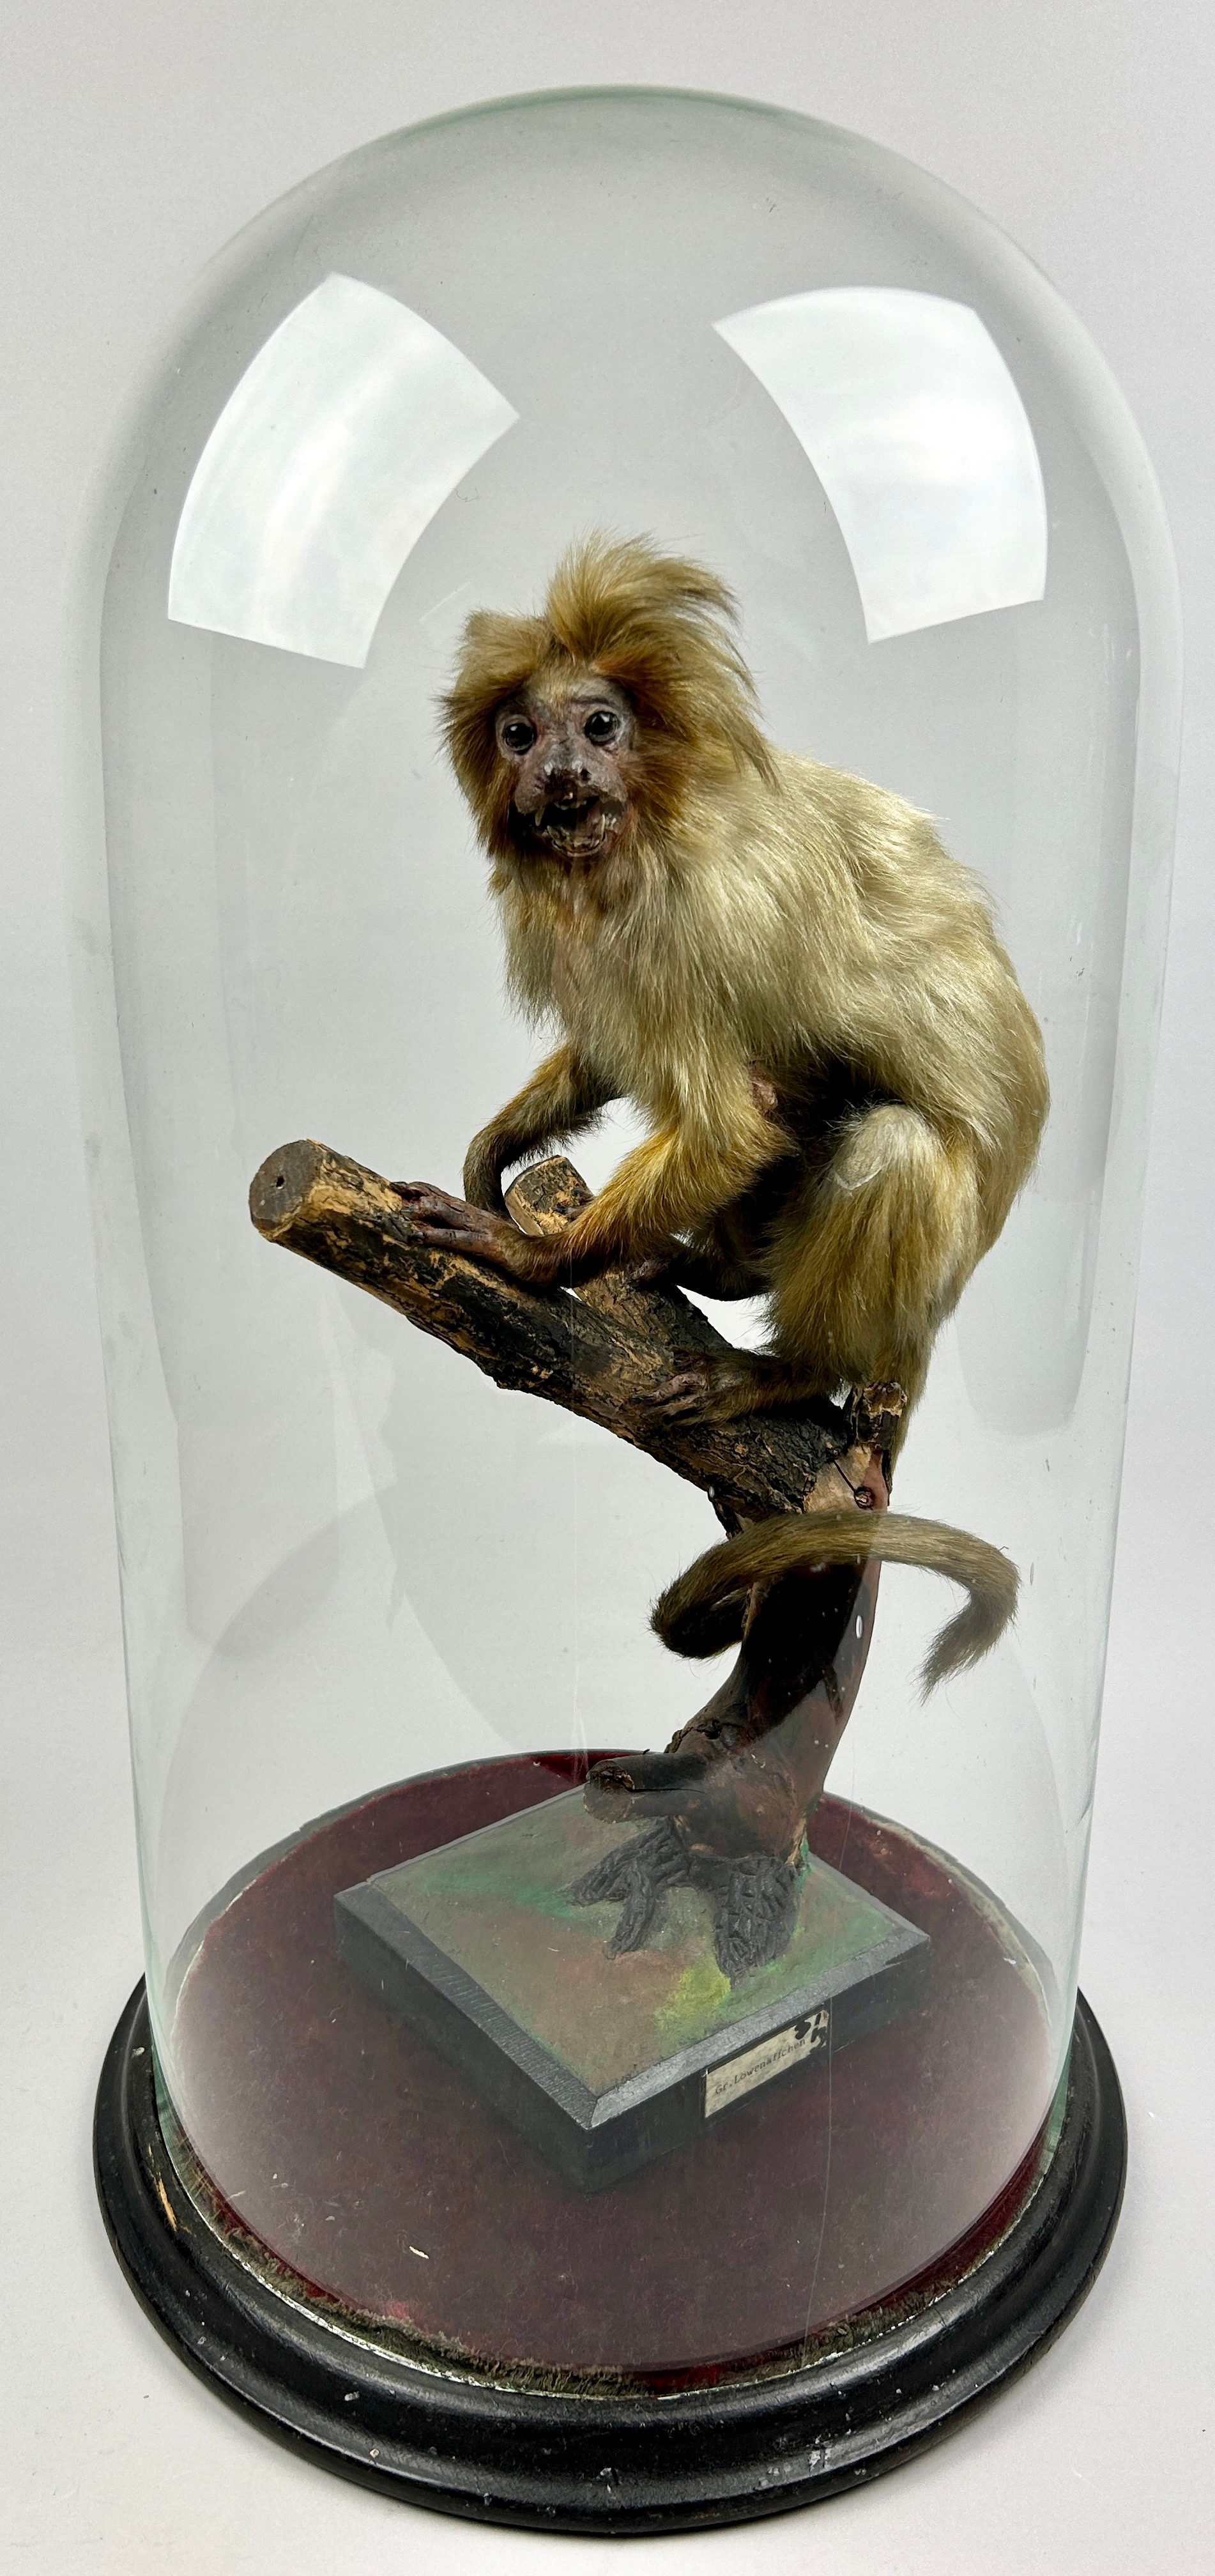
[390,1183,567,1284]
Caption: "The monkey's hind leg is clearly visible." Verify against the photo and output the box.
[766,1105,981,1409]
[650,1105,981,1429]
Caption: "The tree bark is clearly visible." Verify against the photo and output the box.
[248,1138,898,1533]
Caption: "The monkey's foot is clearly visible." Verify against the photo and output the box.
[646,1349,829,1423]
[568,1817,691,1954]
[645,1349,774,1423]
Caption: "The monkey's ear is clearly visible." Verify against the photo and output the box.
[445,608,550,714]
[439,610,549,809]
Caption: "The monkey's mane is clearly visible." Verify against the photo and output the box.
[441,535,776,847]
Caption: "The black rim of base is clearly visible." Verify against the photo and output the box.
[94,1983,1126,2533]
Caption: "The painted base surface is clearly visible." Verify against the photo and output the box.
[95,1974,1126,2530]
[335,1792,929,2189]
[157,1754,1059,2384]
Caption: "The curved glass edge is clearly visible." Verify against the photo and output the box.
[63,86,1182,2080]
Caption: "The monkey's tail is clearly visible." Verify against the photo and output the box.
[652,1509,1018,1695]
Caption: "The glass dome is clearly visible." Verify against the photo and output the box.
[76,88,1178,2430]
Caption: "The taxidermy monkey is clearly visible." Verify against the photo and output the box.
[397,536,1048,1693]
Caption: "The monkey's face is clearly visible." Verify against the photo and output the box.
[494,677,636,864]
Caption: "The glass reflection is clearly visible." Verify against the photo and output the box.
[714,288,1047,641]
[167,273,517,667]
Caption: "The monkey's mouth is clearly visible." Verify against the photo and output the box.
[528,795,622,859]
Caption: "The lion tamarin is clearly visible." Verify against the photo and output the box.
[396,536,1048,1690]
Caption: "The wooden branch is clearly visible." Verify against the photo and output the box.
[248,1140,900,1533]
[249,1140,907,1951]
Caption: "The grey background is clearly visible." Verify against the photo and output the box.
[2,4,1211,2570]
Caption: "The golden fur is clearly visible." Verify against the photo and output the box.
[434,535,1049,1684]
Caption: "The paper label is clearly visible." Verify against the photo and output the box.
[704,2009,830,2116]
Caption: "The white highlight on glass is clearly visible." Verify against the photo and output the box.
[167,274,518,668]
[714,287,1047,641]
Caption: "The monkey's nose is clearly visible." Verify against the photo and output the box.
[542,758,590,794]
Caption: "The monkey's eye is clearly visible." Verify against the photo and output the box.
[500,719,536,755]
[583,708,620,744]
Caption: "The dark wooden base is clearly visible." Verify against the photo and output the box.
[93,1754,1125,2526]
[153,1756,1064,2378]
[95,1975,1124,2529]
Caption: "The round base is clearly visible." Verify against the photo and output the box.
[162,1764,1062,2375]
[95,1981,1125,2531]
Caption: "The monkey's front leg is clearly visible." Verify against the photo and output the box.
[462,1044,616,1215]
[401,1085,789,1290]
[393,1179,691,1294]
